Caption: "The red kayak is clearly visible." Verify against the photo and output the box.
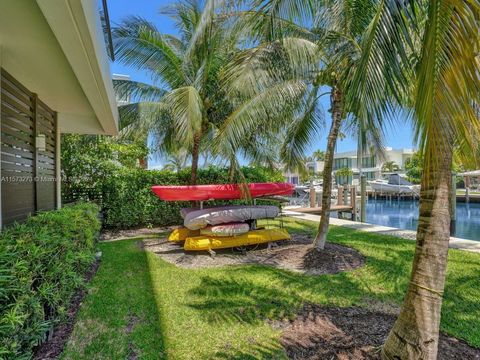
[151,182,294,201]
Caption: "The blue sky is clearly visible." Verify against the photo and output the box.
[108,0,416,167]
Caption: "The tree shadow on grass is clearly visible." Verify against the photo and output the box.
[186,266,369,326]
[213,340,287,359]
[62,239,168,359]
[185,228,422,329]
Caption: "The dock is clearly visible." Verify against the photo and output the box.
[293,205,353,214]
[291,185,357,220]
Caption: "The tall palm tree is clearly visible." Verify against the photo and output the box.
[113,0,306,184]
[312,149,325,161]
[225,0,386,249]
[112,0,241,184]
[354,2,479,358]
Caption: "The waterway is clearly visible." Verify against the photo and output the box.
[356,198,480,241]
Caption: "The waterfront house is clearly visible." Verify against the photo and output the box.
[333,148,415,185]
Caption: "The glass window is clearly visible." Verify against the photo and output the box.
[361,156,376,168]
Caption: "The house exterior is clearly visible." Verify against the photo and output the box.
[283,160,324,184]
[0,0,118,226]
[333,147,415,185]
[112,73,131,106]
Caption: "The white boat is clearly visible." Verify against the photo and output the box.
[368,174,420,196]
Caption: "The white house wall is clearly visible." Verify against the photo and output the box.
[0,0,118,135]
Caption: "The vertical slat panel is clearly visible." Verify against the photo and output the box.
[36,98,56,212]
[1,69,35,224]
[1,69,57,224]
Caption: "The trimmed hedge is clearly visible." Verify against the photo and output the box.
[101,166,284,228]
[0,203,100,359]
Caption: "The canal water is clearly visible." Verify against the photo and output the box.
[354,199,480,241]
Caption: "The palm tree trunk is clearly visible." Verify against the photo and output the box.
[190,132,201,185]
[313,85,343,250]
[382,138,453,360]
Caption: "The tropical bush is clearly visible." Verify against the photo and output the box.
[0,203,100,359]
[100,166,284,228]
[61,134,148,202]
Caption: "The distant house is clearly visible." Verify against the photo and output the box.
[0,0,118,226]
[112,73,131,106]
[283,160,324,185]
[333,147,414,185]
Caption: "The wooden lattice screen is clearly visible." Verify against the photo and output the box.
[1,69,57,225]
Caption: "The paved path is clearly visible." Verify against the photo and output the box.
[283,209,480,253]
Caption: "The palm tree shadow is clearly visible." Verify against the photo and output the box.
[186,266,368,326]
[213,340,286,359]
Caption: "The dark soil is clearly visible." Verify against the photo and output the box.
[33,259,100,360]
[281,304,480,360]
[144,233,365,275]
[126,314,139,360]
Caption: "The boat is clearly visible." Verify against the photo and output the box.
[168,227,200,241]
[368,174,420,196]
[200,223,250,237]
[151,182,294,201]
[184,228,290,251]
[182,205,279,230]
[152,182,292,250]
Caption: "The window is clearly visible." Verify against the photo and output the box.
[361,156,376,168]
[334,158,351,170]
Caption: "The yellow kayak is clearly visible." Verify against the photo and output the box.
[184,228,290,251]
[168,227,200,241]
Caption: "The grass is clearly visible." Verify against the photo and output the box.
[61,219,480,359]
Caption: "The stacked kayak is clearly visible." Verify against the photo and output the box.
[151,183,293,251]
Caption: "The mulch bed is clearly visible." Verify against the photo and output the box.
[281,304,480,360]
[33,258,101,360]
[144,233,365,274]
[100,226,173,241]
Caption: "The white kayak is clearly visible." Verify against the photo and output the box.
[182,205,279,230]
[200,222,250,237]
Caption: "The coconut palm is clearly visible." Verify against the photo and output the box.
[224,0,387,250]
[112,0,243,184]
[113,0,311,184]
[312,149,325,161]
[355,2,479,359]
[381,161,400,173]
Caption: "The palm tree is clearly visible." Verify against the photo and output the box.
[162,148,189,173]
[227,1,386,250]
[112,0,242,184]
[381,161,400,173]
[312,149,325,161]
[113,0,305,184]
[354,2,479,358]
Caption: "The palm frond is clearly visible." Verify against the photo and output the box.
[113,79,167,103]
[164,86,204,145]
[415,0,480,168]
[218,79,307,150]
[281,85,325,171]
[113,16,184,88]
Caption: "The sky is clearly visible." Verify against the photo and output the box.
[107,0,416,167]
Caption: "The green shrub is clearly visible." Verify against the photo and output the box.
[0,203,100,359]
[101,166,284,228]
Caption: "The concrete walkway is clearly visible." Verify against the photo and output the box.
[283,209,480,253]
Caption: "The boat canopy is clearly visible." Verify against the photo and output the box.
[388,174,413,186]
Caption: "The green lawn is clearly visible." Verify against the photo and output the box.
[61,219,480,359]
